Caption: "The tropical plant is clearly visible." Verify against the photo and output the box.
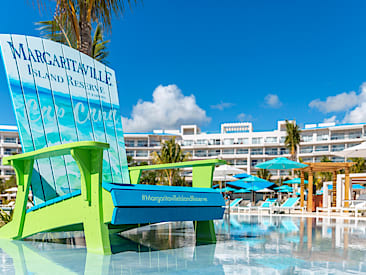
[284,120,301,161]
[256,169,272,181]
[152,138,190,186]
[0,209,12,227]
[36,0,137,58]
[92,23,109,63]
[349,158,366,173]
[314,156,332,190]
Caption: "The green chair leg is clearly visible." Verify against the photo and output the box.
[194,220,216,244]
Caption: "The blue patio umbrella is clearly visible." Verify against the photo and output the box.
[328,184,365,190]
[234,188,250,193]
[283,178,308,184]
[255,157,308,200]
[238,175,272,202]
[222,187,236,192]
[233,173,250,179]
[255,157,308,170]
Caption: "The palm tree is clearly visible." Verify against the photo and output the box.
[36,0,137,57]
[37,19,110,63]
[152,138,190,186]
[257,169,272,181]
[284,120,301,161]
[350,158,366,173]
[316,156,332,190]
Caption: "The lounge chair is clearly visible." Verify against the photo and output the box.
[258,198,277,214]
[0,34,225,254]
[228,198,243,212]
[272,197,304,214]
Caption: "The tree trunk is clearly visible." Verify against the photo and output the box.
[79,8,92,56]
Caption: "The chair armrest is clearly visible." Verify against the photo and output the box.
[3,141,109,165]
[128,159,226,188]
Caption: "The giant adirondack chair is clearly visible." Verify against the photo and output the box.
[0,34,225,254]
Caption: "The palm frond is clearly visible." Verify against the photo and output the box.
[92,23,110,63]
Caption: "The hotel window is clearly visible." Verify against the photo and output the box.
[4,137,16,143]
[252,137,263,144]
[331,144,345,152]
[4,148,17,156]
[126,150,135,157]
[331,132,345,140]
[149,140,161,147]
[251,159,263,167]
[137,140,148,147]
[196,139,208,145]
[316,133,329,141]
[208,150,220,157]
[348,131,362,139]
[301,134,313,142]
[5,170,15,176]
[182,140,193,146]
[222,149,234,155]
[223,138,234,145]
[209,139,221,145]
[236,159,247,165]
[314,157,323,163]
[236,148,249,155]
[300,146,313,153]
[332,157,345,162]
[237,138,249,145]
[265,137,277,143]
[315,145,329,152]
[251,148,263,155]
[136,150,148,157]
[125,140,135,147]
[265,148,278,155]
[195,150,207,157]
[226,159,234,165]
[279,137,286,143]
[280,148,289,155]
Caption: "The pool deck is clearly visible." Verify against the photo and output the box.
[228,207,366,220]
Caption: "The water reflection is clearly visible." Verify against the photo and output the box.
[1,216,366,274]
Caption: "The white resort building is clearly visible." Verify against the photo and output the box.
[125,121,366,177]
[2,121,366,179]
[0,125,22,181]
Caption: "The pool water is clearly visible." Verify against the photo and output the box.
[1,214,366,274]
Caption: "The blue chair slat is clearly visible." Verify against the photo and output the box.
[26,190,82,213]
[281,198,299,208]
[112,206,225,225]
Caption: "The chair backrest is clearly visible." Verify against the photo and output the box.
[261,198,276,208]
[281,197,299,208]
[0,34,130,204]
[230,198,242,207]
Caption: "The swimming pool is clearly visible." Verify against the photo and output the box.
[1,214,366,274]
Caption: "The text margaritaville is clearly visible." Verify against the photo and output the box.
[142,194,208,203]
[7,41,112,86]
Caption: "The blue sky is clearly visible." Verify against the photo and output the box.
[1,0,366,132]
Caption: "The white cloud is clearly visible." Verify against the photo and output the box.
[122,84,210,132]
[309,91,359,113]
[264,94,282,108]
[309,82,366,123]
[210,101,234,111]
[237,113,253,121]
[343,83,366,123]
[323,115,337,123]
